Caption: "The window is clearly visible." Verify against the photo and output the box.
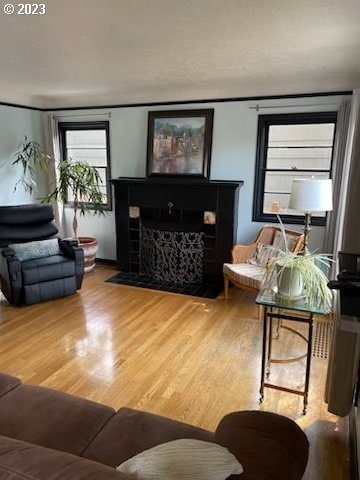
[253,112,337,226]
[59,121,112,210]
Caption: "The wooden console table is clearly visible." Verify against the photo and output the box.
[256,289,330,414]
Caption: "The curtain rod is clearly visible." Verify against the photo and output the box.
[53,112,111,118]
[249,103,339,111]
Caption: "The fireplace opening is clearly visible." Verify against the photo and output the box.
[140,222,204,285]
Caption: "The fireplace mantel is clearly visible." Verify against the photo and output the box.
[111,177,243,284]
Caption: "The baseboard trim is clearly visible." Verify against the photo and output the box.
[96,258,117,266]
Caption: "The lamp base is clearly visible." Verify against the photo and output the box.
[303,212,311,254]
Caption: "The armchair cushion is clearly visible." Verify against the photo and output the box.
[223,263,264,290]
[8,239,61,262]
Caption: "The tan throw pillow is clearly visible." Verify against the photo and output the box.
[247,243,273,267]
[272,231,297,252]
[116,438,243,480]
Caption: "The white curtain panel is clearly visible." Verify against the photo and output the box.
[325,90,360,416]
[330,90,360,257]
[324,99,351,259]
[342,90,360,253]
[47,114,64,235]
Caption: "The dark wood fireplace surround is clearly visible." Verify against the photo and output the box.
[111,178,243,285]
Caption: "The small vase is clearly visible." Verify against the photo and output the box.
[277,266,304,298]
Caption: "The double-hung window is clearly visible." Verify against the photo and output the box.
[253,112,337,225]
[59,121,112,210]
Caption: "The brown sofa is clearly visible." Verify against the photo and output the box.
[0,372,309,479]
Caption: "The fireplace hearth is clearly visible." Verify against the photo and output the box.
[111,178,243,292]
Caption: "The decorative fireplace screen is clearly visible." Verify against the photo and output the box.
[140,225,204,285]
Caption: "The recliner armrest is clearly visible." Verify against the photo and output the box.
[1,247,16,258]
[58,240,84,290]
[0,249,23,305]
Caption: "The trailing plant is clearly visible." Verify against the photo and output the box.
[12,136,51,193]
[263,216,334,309]
[12,136,106,240]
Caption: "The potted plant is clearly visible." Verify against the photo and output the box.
[12,136,106,273]
[263,217,333,309]
[12,136,52,194]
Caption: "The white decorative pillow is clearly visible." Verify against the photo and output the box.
[9,238,60,261]
[247,243,273,267]
[116,438,243,480]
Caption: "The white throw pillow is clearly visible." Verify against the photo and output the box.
[9,238,61,261]
[247,242,273,267]
[116,438,243,480]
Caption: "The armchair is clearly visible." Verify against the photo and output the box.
[0,204,84,306]
[223,225,304,298]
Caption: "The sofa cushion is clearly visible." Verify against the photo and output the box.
[116,438,243,480]
[0,381,116,457]
[22,255,75,285]
[82,407,214,467]
[0,372,21,399]
[0,435,129,480]
[223,263,265,290]
[9,239,61,262]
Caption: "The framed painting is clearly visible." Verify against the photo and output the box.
[146,109,214,179]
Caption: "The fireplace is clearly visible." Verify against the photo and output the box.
[111,178,243,289]
[140,223,204,285]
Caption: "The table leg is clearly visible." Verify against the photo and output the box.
[259,306,268,403]
[266,309,273,378]
[303,313,314,415]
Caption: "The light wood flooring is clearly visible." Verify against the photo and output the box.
[0,265,350,479]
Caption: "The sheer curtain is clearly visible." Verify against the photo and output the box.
[47,115,64,235]
[323,99,351,259]
[325,89,360,416]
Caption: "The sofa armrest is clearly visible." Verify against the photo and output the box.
[231,244,257,264]
[215,411,309,480]
[0,435,132,480]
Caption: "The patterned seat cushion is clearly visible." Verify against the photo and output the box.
[223,263,265,290]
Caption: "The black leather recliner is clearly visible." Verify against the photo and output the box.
[0,204,84,305]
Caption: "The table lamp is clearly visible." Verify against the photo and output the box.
[289,178,333,253]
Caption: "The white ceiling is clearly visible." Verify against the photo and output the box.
[1,0,359,109]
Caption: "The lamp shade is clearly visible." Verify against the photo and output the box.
[289,178,333,212]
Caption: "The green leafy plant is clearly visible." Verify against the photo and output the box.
[12,136,51,193]
[44,160,105,240]
[263,216,334,309]
[12,136,106,240]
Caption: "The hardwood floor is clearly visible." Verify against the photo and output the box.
[0,265,350,479]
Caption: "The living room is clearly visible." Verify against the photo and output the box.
[0,1,360,479]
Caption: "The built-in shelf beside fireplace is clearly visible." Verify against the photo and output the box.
[111,178,243,287]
